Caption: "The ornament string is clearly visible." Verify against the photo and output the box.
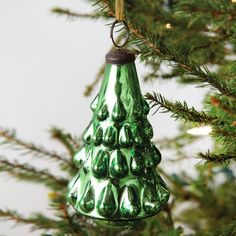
[110,0,130,48]
[115,0,124,21]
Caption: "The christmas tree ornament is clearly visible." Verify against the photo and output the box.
[67,0,169,227]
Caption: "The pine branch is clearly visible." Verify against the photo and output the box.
[0,127,70,165]
[198,151,236,163]
[156,131,198,150]
[50,127,81,158]
[56,1,234,98]
[158,167,201,203]
[175,0,236,19]
[145,92,215,124]
[134,32,235,98]
[48,192,68,219]
[0,209,58,230]
[183,63,235,98]
[213,128,236,149]
[0,202,81,235]
[209,96,236,119]
[216,221,236,236]
[0,156,67,190]
[84,63,105,96]
[47,193,82,235]
[51,8,103,19]
[92,1,236,98]
[137,36,234,97]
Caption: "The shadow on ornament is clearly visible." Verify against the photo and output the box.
[93,218,150,235]
[94,218,142,231]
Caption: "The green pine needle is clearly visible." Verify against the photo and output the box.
[198,151,236,163]
[0,156,68,190]
[51,8,103,19]
[0,209,58,230]
[0,127,70,165]
[145,92,215,124]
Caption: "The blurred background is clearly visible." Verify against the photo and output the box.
[0,0,211,235]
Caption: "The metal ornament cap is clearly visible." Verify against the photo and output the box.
[106,49,135,65]
[67,48,170,223]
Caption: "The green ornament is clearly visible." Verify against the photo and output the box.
[67,49,170,223]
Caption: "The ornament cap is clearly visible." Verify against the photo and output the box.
[106,49,135,65]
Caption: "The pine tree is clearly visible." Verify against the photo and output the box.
[0,1,236,235]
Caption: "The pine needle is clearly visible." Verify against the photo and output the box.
[0,156,68,190]
[198,151,236,163]
[0,209,58,230]
[0,127,70,165]
[145,92,215,124]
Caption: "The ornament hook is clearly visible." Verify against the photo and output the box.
[110,20,130,48]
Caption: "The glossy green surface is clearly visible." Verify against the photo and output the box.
[67,54,170,221]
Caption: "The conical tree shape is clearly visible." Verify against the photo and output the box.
[67,49,170,221]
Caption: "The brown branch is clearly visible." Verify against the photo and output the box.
[210,96,236,118]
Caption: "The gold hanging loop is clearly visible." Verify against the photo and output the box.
[115,0,125,21]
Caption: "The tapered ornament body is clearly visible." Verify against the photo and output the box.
[67,49,169,221]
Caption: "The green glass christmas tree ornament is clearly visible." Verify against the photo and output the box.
[67,49,170,224]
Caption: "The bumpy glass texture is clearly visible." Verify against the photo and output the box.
[67,59,170,221]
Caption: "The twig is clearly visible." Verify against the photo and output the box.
[84,63,105,96]
[145,92,216,124]
[52,8,103,19]
[0,209,58,230]
[198,151,236,163]
[50,127,81,158]
[0,156,68,190]
[0,127,70,165]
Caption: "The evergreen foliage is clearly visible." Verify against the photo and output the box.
[1,0,236,235]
